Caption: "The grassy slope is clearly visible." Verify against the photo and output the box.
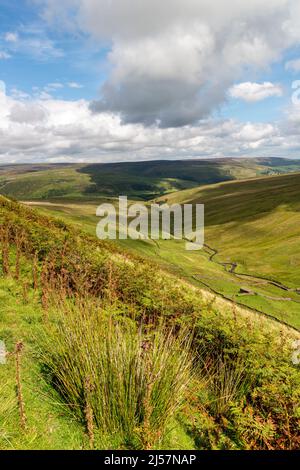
[0,276,85,450]
[158,173,300,328]
[2,157,300,201]
[0,274,195,450]
[1,159,300,327]
[0,197,199,449]
[161,172,300,283]
[1,195,299,450]
[0,165,91,200]
[24,172,300,329]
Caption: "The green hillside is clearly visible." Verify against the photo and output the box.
[2,157,300,201]
[24,172,300,329]
[0,195,299,450]
[152,173,300,328]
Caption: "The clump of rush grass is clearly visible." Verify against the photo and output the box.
[200,354,253,418]
[38,300,193,449]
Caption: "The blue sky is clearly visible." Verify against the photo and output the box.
[0,0,105,100]
[0,0,296,118]
[0,0,300,163]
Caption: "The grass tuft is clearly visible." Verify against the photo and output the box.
[38,301,193,449]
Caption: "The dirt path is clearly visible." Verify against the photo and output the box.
[22,201,68,207]
[203,243,300,299]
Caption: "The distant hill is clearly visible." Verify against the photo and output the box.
[1,157,300,201]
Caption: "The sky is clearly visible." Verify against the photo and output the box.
[1,0,300,163]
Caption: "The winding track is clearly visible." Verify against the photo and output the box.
[202,243,300,302]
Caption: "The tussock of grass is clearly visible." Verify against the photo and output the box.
[38,300,193,449]
[200,355,253,417]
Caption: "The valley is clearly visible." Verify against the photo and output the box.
[1,158,300,450]
[20,169,300,330]
[0,194,299,450]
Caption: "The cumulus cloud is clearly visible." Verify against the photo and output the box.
[233,123,276,144]
[9,102,48,124]
[1,2,300,163]
[0,79,298,163]
[229,82,283,102]
[40,0,300,127]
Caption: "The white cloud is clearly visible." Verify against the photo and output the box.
[10,88,31,100]
[4,32,18,43]
[9,102,48,124]
[3,28,63,60]
[38,91,53,100]
[233,123,276,142]
[40,0,300,127]
[285,58,300,72]
[44,83,64,93]
[0,79,298,163]
[0,51,11,59]
[17,37,64,59]
[229,82,283,102]
[1,2,300,163]
[68,82,84,89]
